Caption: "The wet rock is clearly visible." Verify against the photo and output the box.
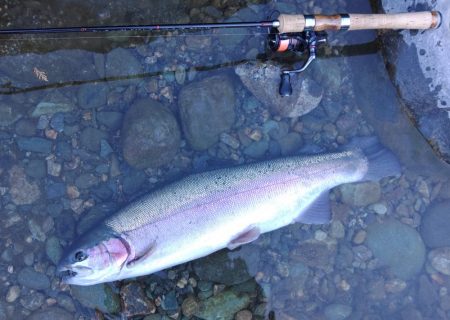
[80,127,108,152]
[9,165,40,205]
[50,113,64,132]
[76,205,114,235]
[243,139,269,158]
[26,307,73,320]
[324,303,352,320]
[15,119,36,136]
[97,111,123,130]
[418,275,438,316]
[278,132,303,156]
[194,290,250,320]
[366,219,425,280]
[1,102,23,127]
[291,240,336,269]
[235,62,322,118]
[46,181,65,199]
[179,74,235,150]
[25,159,46,179]
[339,182,381,207]
[182,296,199,317]
[122,169,146,195]
[122,99,180,169]
[421,201,450,248]
[6,285,20,303]
[120,282,156,318]
[46,236,63,265]
[161,290,178,310]
[0,50,98,87]
[235,309,253,320]
[77,82,108,109]
[71,283,120,314]
[381,1,450,163]
[20,292,45,311]
[75,173,99,189]
[428,247,450,275]
[31,91,75,117]
[16,137,52,154]
[105,47,143,85]
[193,250,253,286]
[17,267,50,290]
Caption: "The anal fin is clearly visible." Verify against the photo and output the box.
[296,191,331,225]
[227,227,260,250]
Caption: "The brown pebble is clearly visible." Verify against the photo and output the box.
[235,309,253,320]
[181,296,199,317]
[353,230,367,244]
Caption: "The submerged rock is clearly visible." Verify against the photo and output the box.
[193,250,252,286]
[26,307,72,320]
[121,99,180,169]
[366,219,425,279]
[71,283,120,314]
[9,165,41,205]
[120,282,156,317]
[179,74,236,150]
[194,289,250,320]
[105,47,143,85]
[428,247,450,275]
[420,201,450,248]
[235,62,323,118]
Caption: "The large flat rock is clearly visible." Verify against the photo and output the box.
[381,1,450,163]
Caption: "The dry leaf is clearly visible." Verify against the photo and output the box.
[33,67,49,82]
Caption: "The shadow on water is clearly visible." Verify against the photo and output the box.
[1,0,450,320]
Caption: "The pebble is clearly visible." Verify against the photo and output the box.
[45,236,63,265]
[330,220,345,239]
[6,285,20,303]
[175,65,186,85]
[340,182,381,207]
[315,230,328,241]
[352,230,367,245]
[372,203,388,215]
[46,158,62,177]
[421,201,450,248]
[71,283,120,314]
[429,247,450,275]
[17,267,50,290]
[9,165,41,205]
[181,296,199,317]
[235,309,253,320]
[220,132,240,149]
[324,303,352,320]
[161,291,178,310]
[16,137,52,154]
[20,292,45,311]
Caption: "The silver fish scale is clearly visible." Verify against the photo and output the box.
[105,150,363,233]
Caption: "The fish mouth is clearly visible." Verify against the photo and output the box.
[58,265,93,282]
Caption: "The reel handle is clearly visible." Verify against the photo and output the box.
[277,11,442,33]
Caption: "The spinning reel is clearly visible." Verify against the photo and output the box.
[268,29,327,96]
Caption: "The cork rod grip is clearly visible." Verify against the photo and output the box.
[277,11,441,33]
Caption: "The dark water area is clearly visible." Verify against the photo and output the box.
[1,1,450,320]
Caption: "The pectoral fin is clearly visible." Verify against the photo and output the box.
[296,191,331,224]
[126,242,156,268]
[227,227,260,250]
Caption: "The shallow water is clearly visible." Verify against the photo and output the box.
[1,0,450,319]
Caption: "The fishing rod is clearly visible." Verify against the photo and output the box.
[0,11,442,96]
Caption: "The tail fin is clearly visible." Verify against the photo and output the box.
[346,137,401,181]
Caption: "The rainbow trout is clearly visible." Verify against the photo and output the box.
[58,138,399,285]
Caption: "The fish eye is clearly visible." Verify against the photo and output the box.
[74,251,87,262]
